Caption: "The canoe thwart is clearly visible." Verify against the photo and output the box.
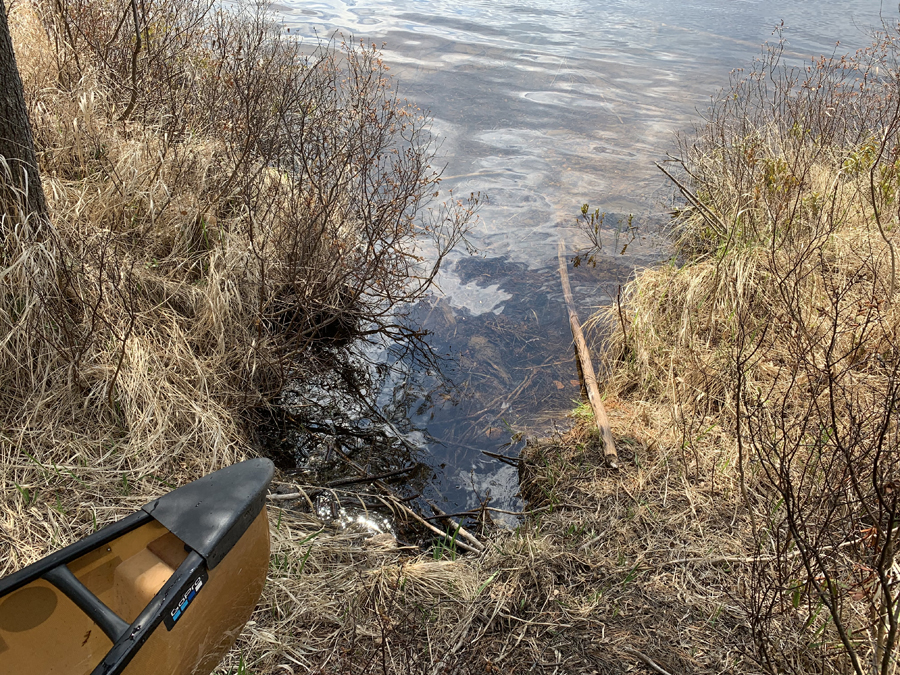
[0,510,152,599]
[42,564,129,642]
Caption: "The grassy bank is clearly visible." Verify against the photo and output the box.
[585,28,900,674]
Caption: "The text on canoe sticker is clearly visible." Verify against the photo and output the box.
[163,566,209,631]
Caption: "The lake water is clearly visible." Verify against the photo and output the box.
[270,0,888,523]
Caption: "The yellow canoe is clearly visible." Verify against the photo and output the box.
[0,458,274,675]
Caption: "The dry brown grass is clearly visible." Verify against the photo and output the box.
[514,402,753,674]
[1,0,470,513]
[243,414,753,675]
[8,2,900,673]
[2,4,257,578]
[585,27,900,675]
[0,3,486,673]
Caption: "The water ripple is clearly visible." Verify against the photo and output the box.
[274,0,887,514]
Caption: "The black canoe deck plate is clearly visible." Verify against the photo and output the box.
[163,566,208,630]
[142,458,273,569]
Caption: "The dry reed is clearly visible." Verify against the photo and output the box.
[589,25,900,675]
[10,1,900,672]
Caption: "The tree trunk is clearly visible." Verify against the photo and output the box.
[0,0,48,220]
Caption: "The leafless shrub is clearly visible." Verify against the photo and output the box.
[740,228,900,674]
[20,0,477,397]
[0,0,475,609]
[594,24,900,674]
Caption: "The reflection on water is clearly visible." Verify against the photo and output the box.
[270,0,888,519]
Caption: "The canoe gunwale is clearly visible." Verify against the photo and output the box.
[0,459,275,675]
[89,550,207,675]
[0,510,152,597]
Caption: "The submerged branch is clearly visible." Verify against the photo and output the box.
[557,238,618,467]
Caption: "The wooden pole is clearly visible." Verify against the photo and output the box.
[557,239,618,467]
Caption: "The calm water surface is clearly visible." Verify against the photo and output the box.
[272,0,887,520]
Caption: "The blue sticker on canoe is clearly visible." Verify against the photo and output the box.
[163,567,208,631]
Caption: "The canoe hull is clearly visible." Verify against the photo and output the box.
[0,459,273,675]
[123,510,269,675]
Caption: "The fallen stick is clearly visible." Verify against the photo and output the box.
[481,450,519,466]
[402,505,481,554]
[331,446,484,554]
[427,501,486,551]
[268,492,307,501]
[557,238,618,467]
[422,510,478,521]
[325,465,417,488]
[484,505,552,516]
[620,648,674,675]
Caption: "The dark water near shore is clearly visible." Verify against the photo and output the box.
[268,0,888,523]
